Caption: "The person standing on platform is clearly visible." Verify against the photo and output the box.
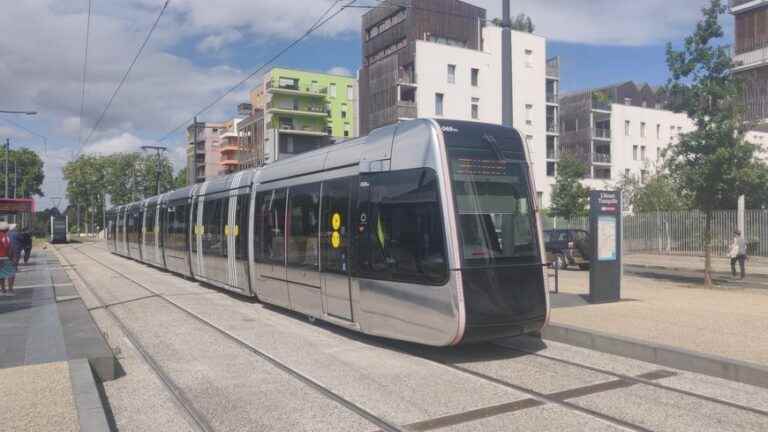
[729,229,748,280]
[0,222,17,295]
[8,224,22,269]
[20,229,32,264]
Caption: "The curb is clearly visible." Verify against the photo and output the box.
[68,359,111,432]
[542,323,768,390]
[624,263,768,280]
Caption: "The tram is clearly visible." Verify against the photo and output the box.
[106,119,549,346]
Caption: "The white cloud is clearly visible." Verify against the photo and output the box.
[475,0,722,46]
[83,132,149,155]
[0,126,31,140]
[327,66,353,77]
[197,30,243,53]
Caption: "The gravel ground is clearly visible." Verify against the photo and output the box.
[0,362,78,432]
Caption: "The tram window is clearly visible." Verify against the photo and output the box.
[359,168,447,285]
[287,183,321,270]
[256,189,286,264]
[145,205,156,248]
[322,177,354,275]
[235,194,249,260]
[203,197,227,257]
[167,203,187,251]
[451,161,537,264]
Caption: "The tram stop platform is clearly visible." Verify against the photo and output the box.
[0,246,115,432]
[545,266,768,389]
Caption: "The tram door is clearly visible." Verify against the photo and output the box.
[320,177,354,321]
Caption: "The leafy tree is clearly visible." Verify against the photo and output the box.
[664,0,768,285]
[0,148,45,197]
[617,172,691,213]
[491,13,535,33]
[550,155,589,219]
[174,167,188,189]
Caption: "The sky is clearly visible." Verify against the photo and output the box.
[0,0,734,209]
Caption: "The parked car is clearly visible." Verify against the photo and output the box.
[543,229,591,270]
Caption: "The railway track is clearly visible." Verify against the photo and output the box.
[59,243,404,432]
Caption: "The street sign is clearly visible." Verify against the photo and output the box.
[589,190,622,303]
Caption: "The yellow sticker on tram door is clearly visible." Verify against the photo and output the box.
[331,231,342,249]
[331,212,342,231]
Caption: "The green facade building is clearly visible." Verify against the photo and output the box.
[246,67,358,163]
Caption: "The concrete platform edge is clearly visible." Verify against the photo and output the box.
[542,322,768,390]
[624,263,768,279]
[68,359,111,432]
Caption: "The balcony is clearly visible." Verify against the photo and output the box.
[277,124,328,136]
[732,45,768,72]
[592,152,612,164]
[730,0,768,13]
[266,102,329,117]
[397,101,417,119]
[546,121,559,134]
[398,69,417,86]
[546,93,558,104]
[220,159,239,167]
[593,128,611,140]
[220,144,239,153]
[546,57,560,78]
[266,80,327,97]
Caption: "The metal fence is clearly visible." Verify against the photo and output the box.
[542,210,768,257]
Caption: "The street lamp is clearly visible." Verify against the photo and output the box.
[0,110,37,115]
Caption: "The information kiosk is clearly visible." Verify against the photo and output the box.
[589,190,622,303]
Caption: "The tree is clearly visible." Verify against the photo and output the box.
[174,167,188,189]
[0,147,45,198]
[617,172,691,213]
[550,155,590,219]
[664,0,768,285]
[491,13,535,33]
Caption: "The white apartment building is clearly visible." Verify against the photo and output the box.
[408,26,558,206]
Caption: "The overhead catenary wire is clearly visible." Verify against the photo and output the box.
[78,0,93,149]
[157,0,356,144]
[80,0,171,152]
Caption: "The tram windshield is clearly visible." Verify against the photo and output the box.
[441,121,540,267]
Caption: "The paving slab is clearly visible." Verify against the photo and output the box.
[550,268,768,367]
[0,361,79,432]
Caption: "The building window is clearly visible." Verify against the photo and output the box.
[546,161,555,177]
[625,169,631,178]
[625,120,631,136]
[341,111,347,119]
[526,135,534,156]
[656,124,661,139]
[447,64,456,84]
[624,97,632,105]
[640,170,648,184]
[640,122,646,138]
[329,83,337,98]
[471,97,479,119]
[657,147,661,160]
[471,68,479,87]
[435,93,444,116]
[641,146,646,161]
[525,49,533,67]
[344,123,350,137]
[633,145,638,161]
[347,85,354,100]
[311,80,319,92]
[526,104,533,125]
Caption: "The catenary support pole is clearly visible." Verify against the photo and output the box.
[501,0,513,127]
[4,139,9,198]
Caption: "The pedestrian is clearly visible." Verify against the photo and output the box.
[0,222,17,295]
[729,229,748,280]
[8,224,22,269]
[20,229,32,264]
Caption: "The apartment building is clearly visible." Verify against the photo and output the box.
[358,0,560,205]
[559,82,695,189]
[186,120,225,185]
[731,0,768,123]
[239,67,359,167]
[359,0,486,134]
